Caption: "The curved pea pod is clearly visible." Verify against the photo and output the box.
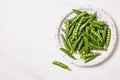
[73,36,82,51]
[73,9,82,15]
[61,34,71,51]
[78,38,84,50]
[93,20,105,26]
[60,48,76,60]
[85,54,99,63]
[52,61,71,71]
[105,28,111,49]
[79,13,97,31]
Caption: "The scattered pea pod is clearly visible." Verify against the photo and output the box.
[52,61,71,71]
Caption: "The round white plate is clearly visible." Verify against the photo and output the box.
[56,5,117,66]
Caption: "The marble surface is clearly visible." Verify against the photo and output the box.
[0,0,120,80]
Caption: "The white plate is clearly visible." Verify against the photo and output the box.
[56,5,117,66]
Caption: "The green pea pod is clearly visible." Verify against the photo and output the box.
[66,38,73,52]
[93,20,105,26]
[83,36,89,53]
[85,27,89,37]
[92,22,103,29]
[82,52,100,59]
[102,26,107,43]
[64,19,70,35]
[61,34,71,51]
[68,23,75,37]
[52,61,71,71]
[78,39,84,50]
[94,45,105,50]
[105,28,111,49]
[79,13,97,31]
[73,9,82,15]
[60,48,76,59]
[85,55,98,63]
[73,36,82,51]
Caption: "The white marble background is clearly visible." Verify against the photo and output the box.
[0,0,120,80]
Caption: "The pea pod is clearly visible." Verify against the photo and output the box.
[92,22,103,29]
[102,26,107,44]
[105,28,111,49]
[85,55,98,63]
[93,20,105,26]
[64,19,70,35]
[82,52,100,59]
[61,34,71,50]
[83,36,89,53]
[78,38,84,50]
[73,36,82,51]
[68,24,75,37]
[52,61,71,71]
[60,48,76,59]
[73,9,82,15]
[94,45,105,50]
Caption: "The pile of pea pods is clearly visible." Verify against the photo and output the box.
[60,9,111,63]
